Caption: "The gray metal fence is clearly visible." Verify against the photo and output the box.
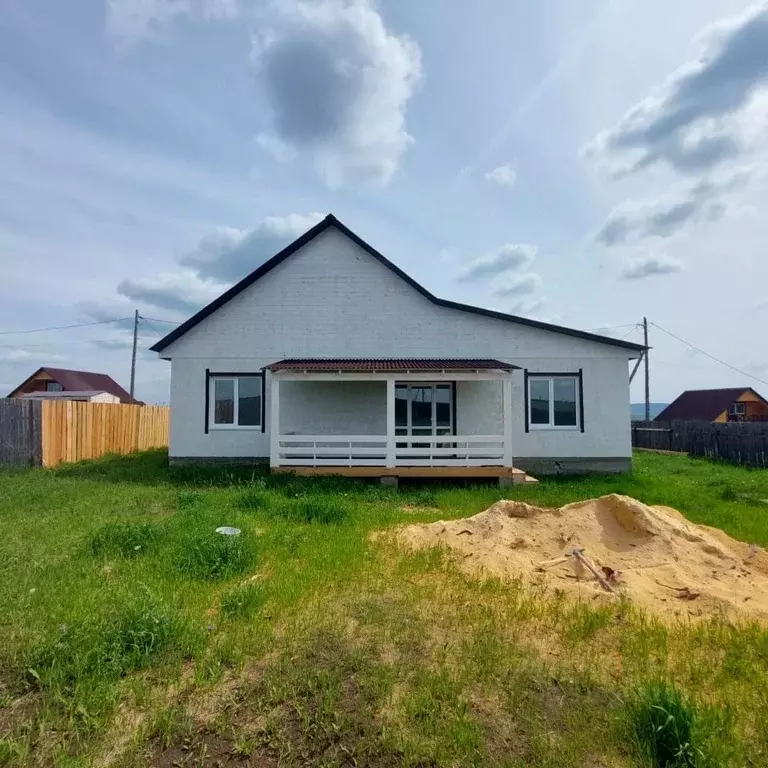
[0,399,42,467]
[632,419,768,468]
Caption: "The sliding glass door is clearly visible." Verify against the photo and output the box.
[395,383,453,447]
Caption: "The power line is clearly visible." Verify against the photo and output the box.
[650,321,768,387]
[140,317,165,337]
[140,316,179,325]
[0,338,136,349]
[0,317,132,336]
[619,326,640,340]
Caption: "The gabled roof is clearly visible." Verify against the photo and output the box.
[7,367,134,404]
[267,358,519,372]
[150,214,646,354]
[655,388,766,421]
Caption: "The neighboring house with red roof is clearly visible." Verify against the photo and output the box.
[655,388,768,423]
[6,367,134,404]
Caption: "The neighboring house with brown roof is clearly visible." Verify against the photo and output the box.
[6,367,134,404]
[151,214,645,477]
[655,388,768,423]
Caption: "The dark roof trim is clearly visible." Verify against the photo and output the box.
[150,214,646,353]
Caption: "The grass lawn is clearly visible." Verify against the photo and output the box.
[0,450,767,766]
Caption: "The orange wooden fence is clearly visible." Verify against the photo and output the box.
[41,401,169,467]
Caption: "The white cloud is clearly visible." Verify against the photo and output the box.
[594,169,752,246]
[585,3,768,177]
[484,164,517,189]
[586,5,768,283]
[255,132,297,163]
[620,254,683,280]
[458,243,536,281]
[0,349,34,363]
[180,213,323,281]
[457,241,543,316]
[0,349,67,365]
[508,297,545,317]
[494,272,542,297]
[107,0,238,41]
[117,271,225,316]
[253,0,422,186]
[83,212,323,326]
[106,0,422,186]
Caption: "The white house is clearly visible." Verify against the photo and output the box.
[151,215,644,484]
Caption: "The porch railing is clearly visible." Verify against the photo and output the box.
[275,434,506,467]
[277,435,387,467]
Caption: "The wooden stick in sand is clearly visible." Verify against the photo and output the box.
[536,555,573,570]
[572,548,614,593]
[536,549,616,593]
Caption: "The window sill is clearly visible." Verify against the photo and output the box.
[209,426,263,431]
[529,425,581,431]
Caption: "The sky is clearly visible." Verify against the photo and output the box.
[1,0,767,404]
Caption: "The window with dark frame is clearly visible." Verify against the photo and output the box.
[209,375,262,428]
[45,381,64,392]
[527,374,580,429]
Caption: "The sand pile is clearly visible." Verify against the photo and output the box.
[397,494,768,624]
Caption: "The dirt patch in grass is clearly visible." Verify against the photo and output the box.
[140,636,412,768]
[395,494,768,625]
[0,690,40,738]
[147,730,277,767]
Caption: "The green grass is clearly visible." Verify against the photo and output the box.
[88,520,161,558]
[219,582,266,620]
[623,681,734,767]
[0,449,766,766]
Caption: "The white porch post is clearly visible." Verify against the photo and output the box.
[270,374,280,468]
[386,377,396,467]
[502,373,513,468]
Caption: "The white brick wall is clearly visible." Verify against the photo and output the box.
[162,227,635,460]
[281,381,386,435]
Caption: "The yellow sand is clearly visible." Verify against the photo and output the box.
[396,494,768,624]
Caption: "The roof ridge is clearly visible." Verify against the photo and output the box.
[43,366,113,376]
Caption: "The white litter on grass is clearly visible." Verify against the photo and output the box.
[215,526,241,536]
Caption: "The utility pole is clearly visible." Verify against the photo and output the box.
[643,316,650,421]
[129,309,139,404]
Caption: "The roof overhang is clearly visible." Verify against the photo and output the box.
[266,358,519,374]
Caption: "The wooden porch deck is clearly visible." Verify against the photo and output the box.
[271,465,538,484]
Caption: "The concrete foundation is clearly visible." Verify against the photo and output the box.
[380,476,399,489]
[513,457,631,475]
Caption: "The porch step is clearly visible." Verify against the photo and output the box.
[511,468,538,485]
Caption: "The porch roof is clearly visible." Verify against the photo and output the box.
[267,358,519,373]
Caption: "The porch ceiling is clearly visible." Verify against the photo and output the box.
[267,358,519,373]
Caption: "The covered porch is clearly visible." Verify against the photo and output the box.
[267,359,536,485]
